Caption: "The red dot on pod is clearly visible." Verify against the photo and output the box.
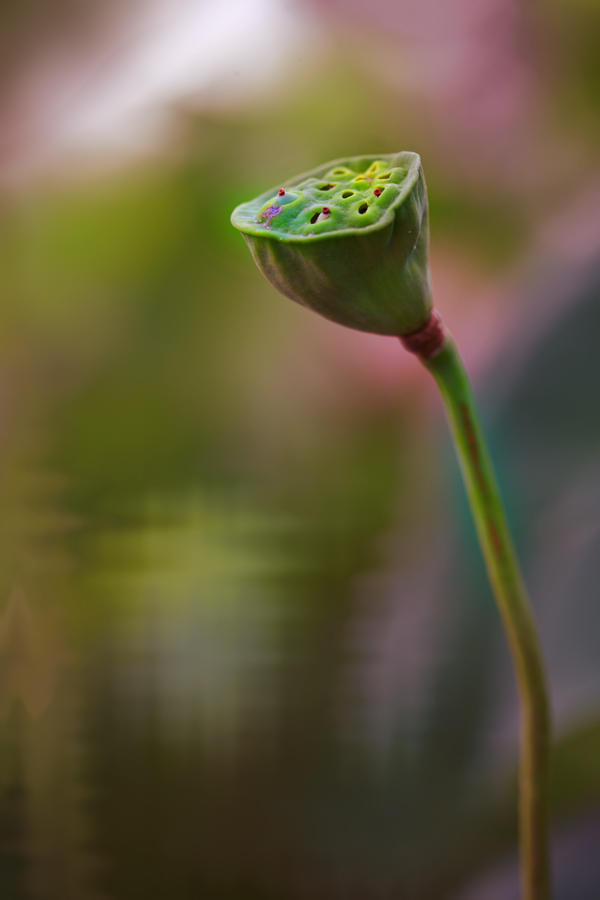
[322,207,330,214]
[374,189,382,196]
[278,189,285,196]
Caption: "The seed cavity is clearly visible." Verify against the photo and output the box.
[254,162,398,233]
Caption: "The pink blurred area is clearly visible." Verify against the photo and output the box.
[307,0,542,176]
[0,0,579,186]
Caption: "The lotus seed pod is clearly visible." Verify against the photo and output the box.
[231,152,432,337]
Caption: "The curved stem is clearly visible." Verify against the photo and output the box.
[421,334,552,900]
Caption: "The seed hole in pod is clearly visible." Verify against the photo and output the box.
[378,173,391,180]
[318,183,336,191]
[332,168,348,175]
[310,211,321,224]
[374,188,383,196]
[342,191,354,198]
[358,203,369,214]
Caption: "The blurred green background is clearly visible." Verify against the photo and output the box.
[0,0,600,897]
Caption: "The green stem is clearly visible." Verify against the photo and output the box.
[421,334,552,900]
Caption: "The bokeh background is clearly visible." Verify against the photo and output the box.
[0,0,600,897]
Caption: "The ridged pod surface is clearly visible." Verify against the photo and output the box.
[231,152,432,337]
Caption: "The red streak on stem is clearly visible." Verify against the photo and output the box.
[487,517,505,560]
[459,402,489,501]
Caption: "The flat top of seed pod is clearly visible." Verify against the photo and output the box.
[231,151,422,243]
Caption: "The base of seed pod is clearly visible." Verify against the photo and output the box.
[400,310,446,358]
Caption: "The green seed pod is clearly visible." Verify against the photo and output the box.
[230,152,432,337]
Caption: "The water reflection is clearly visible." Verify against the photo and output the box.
[79,485,408,900]
[2,313,600,899]
[0,470,513,899]
[88,494,298,751]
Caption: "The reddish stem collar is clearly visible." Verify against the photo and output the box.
[400,310,446,358]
